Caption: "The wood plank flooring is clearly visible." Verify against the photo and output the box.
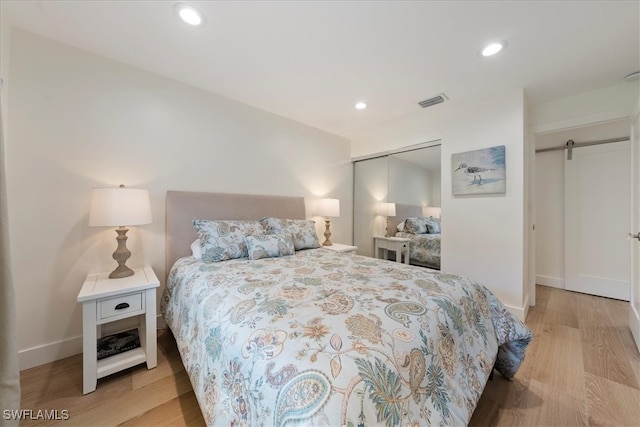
[18,285,640,426]
[470,285,640,426]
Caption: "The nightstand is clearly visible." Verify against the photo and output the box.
[323,243,358,255]
[77,266,160,394]
[374,236,411,264]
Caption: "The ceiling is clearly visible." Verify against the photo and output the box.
[2,1,639,137]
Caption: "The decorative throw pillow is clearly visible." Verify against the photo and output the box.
[404,217,429,234]
[260,217,321,250]
[193,219,264,262]
[260,217,289,235]
[396,221,406,232]
[425,217,441,234]
[245,234,295,260]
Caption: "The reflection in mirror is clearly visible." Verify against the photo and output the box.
[388,145,441,269]
[353,144,441,269]
[353,155,389,258]
[389,147,441,208]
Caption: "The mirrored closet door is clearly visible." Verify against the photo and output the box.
[353,144,442,268]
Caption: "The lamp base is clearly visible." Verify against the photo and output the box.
[109,226,134,279]
[109,264,134,279]
[322,218,333,246]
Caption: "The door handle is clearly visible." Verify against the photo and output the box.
[629,232,640,241]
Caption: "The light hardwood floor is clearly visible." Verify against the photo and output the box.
[470,285,640,426]
[19,285,640,426]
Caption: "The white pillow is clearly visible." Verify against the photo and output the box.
[397,221,406,232]
[190,239,202,260]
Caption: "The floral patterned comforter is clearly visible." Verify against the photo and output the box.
[161,248,532,427]
[396,232,441,268]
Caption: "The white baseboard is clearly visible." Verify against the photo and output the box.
[630,303,640,353]
[522,294,530,321]
[504,298,529,323]
[536,275,565,289]
[19,315,168,371]
[19,335,83,371]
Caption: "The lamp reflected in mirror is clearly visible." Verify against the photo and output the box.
[376,202,396,237]
[423,206,441,219]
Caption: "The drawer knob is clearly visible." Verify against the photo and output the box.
[115,302,130,310]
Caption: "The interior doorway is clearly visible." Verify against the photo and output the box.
[535,120,631,300]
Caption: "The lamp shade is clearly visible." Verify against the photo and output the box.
[376,202,396,217]
[89,186,152,227]
[316,198,340,217]
[423,206,441,219]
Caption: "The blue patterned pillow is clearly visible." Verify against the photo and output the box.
[425,217,441,234]
[245,234,295,260]
[260,217,289,234]
[404,217,429,234]
[405,217,441,234]
[260,217,321,250]
[193,219,264,262]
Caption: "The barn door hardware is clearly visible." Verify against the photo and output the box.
[566,140,575,160]
[535,136,630,160]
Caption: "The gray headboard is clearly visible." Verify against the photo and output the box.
[165,191,306,271]
[388,204,426,233]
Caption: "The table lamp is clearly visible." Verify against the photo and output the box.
[316,198,340,246]
[423,206,441,219]
[89,185,152,279]
[377,202,396,237]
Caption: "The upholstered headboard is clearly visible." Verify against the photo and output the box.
[165,191,306,271]
[388,204,426,234]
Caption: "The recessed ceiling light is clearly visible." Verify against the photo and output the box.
[355,102,368,110]
[481,42,506,57]
[174,3,206,27]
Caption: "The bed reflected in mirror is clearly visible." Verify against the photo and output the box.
[353,143,441,269]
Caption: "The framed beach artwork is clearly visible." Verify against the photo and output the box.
[452,145,506,196]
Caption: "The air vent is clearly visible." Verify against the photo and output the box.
[418,93,448,108]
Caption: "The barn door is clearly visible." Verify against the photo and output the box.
[565,140,631,300]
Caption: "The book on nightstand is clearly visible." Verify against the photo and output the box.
[97,328,141,360]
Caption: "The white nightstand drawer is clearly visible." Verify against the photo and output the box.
[99,292,143,320]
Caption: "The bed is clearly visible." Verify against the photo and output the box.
[161,191,532,427]
[388,204,441,269]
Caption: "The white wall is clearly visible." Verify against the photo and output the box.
[0,9,10,120]
[530,83,639,134]
[351,89,528,317]
[524,97,535,308]
[6,29,353,369]
[442,91,525,314]
[535,120,631,288]
[631,98,640,350]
